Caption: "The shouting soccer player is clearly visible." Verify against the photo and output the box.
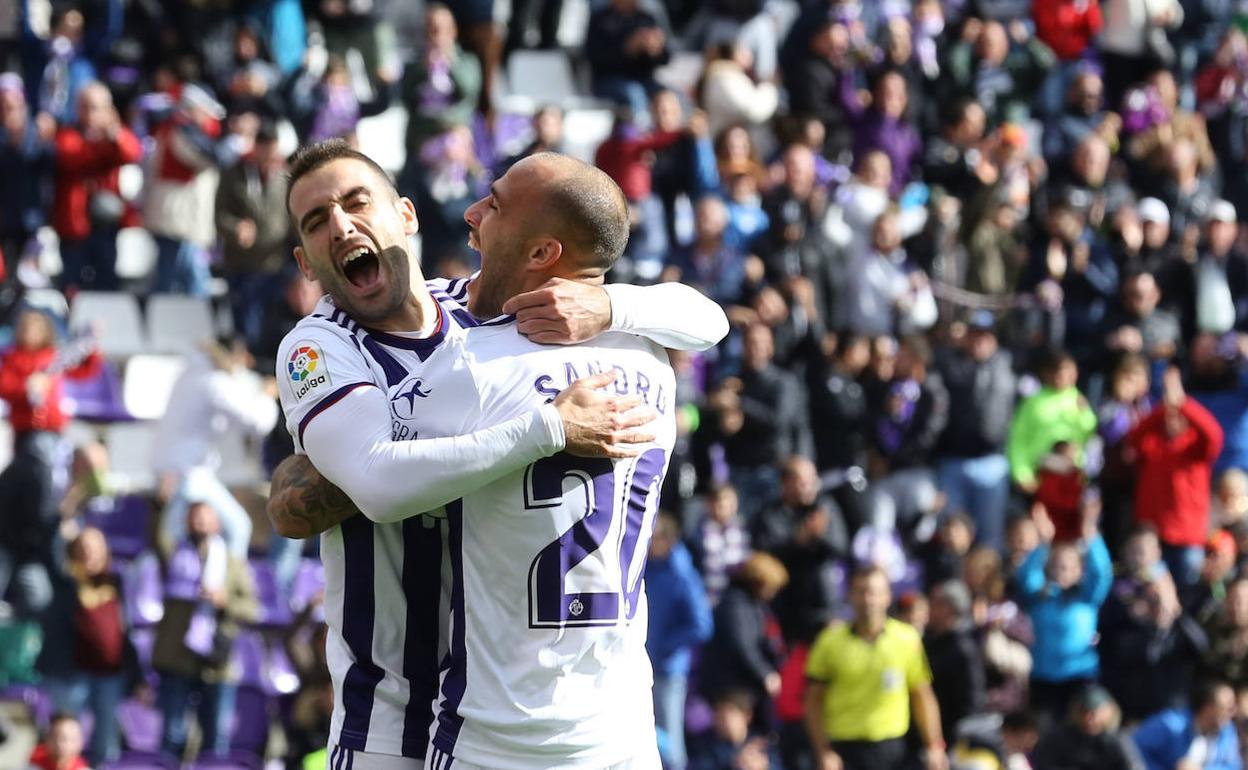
[269,140,727,770]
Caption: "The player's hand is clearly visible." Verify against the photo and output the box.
[556,371,658,458]
[504,278,611,345]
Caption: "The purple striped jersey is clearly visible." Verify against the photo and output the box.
[275,278,478,759]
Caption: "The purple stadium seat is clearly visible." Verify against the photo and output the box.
[117,697,162,753]
[264,640,301,697]
[226,687,270,757]
[248,560,293,627]
[0,684,52,728]
[61,360,132,422]
[122,553,164,627]
[101,750,179,770]
[232,631,266,691]
[82,495,152,560]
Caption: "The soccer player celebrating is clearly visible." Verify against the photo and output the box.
[270,140,727,770]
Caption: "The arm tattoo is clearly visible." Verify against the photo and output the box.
[267,454,359,538]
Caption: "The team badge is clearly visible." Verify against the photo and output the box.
[288,342,331,400]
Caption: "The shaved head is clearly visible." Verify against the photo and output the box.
[517,152,631,274]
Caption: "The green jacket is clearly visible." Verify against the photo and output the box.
[1006,385,1097,487]
[401,45,482,154]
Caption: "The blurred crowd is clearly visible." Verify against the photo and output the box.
[4,0,1248,769]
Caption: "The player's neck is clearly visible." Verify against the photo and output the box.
[368,286,440,336]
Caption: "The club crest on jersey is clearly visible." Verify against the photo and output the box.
[287,342,331,400]
[390,376,432,420]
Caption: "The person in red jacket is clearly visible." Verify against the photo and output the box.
[29,713,90,770]
[1033,0,1104,119]
[1127,365,1225,589]
[52,81,142,294]
[0,310,101,612]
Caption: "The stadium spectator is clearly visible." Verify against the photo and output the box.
[689,484,751,605]
[925,579,987,742]
[867,334,948,539]
[1187,200,1248,337]
[24,2,123,125]
[1201,577,1248,691]
[61,527,126,765]
[52,81,141,293]
[943,19,1055,127]
[663,195,752,309]
[0,309,98,613]
[650,89,720,247]
[770,497,845,645]
[153,500,258,759]
[585,0,670,122]
[1099,565,1208,722]
[1013,513,1113,722]
[803,565,947,770]
[688,690,784,770]
[398,4,481,189]
[699,42,779,138]
[497,105,565,174]
[0,72,53,286]
[1131,679,1241,770]
[962,546,1034,714]
[1127,366,1224,587]
[1098,354,1153,552]
[934,311,1016,551]
[1006,349,1098,493]
[704,323,812,518]
[1030,685,1144,770]
[646,512,714,770]
[151,338,279,559]
[214,120,290,348]
[700,552,788,718]
[1183,530,1240,624]
[1099,0,1185,108]
[753,455,847,557]
[28,712,89,770]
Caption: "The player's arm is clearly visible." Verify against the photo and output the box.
[267,453,358,539]
[278,360,655,530]
[502,278,729,351]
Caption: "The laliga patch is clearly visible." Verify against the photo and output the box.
[287,342,332,400]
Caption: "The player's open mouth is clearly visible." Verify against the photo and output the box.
[342,246,382,291]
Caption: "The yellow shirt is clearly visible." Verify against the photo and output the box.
[805,618,932,742]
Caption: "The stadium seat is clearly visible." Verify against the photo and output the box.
[507,50,579,108]
[216,427,264,488]
[122,355,187,421]
[62,360,132,422]
[190,749,263,770]
[82,495,153,561]
[146,294,215,353]
[104,422,159,492]
[654,51,705,94]
[69,292,146,359]
[356,104,408,175]
[102,751,180,770]
[122,553,164,627]
[116,698,162,754]
[225,689,270,759]
[247,561,293,628]
[562,108,615,164]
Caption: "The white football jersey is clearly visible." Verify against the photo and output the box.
[276,278,483,759]
[427,321,678,770]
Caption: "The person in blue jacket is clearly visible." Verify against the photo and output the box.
[1132,679,1241,770]
[1014,514,1113,726]
[646,511,715,770]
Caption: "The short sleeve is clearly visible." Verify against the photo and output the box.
[805,624,840,683]
[275,323,379,452]
[904,628,933,689]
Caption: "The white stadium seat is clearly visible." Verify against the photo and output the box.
[104,421,158,493]
[146,293,216,353]
[122,355,188,421]
[69,291,147,358]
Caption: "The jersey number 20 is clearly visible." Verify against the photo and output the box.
[525,448,667,628]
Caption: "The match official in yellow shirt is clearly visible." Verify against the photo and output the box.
[803,565,947,770]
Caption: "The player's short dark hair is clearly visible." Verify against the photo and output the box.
[285,139,398,218]
[531,153,630,275]
[850,563,890,586]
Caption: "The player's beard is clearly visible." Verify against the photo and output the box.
[323,243,412,326]
[471,237,525,319]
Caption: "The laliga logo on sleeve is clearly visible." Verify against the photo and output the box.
[288,343,331,400]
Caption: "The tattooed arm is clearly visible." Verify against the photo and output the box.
[267,454,359,538]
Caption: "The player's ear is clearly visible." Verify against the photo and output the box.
[292,245,316,282]
[526,237,563,272]
[397,196,420,236]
